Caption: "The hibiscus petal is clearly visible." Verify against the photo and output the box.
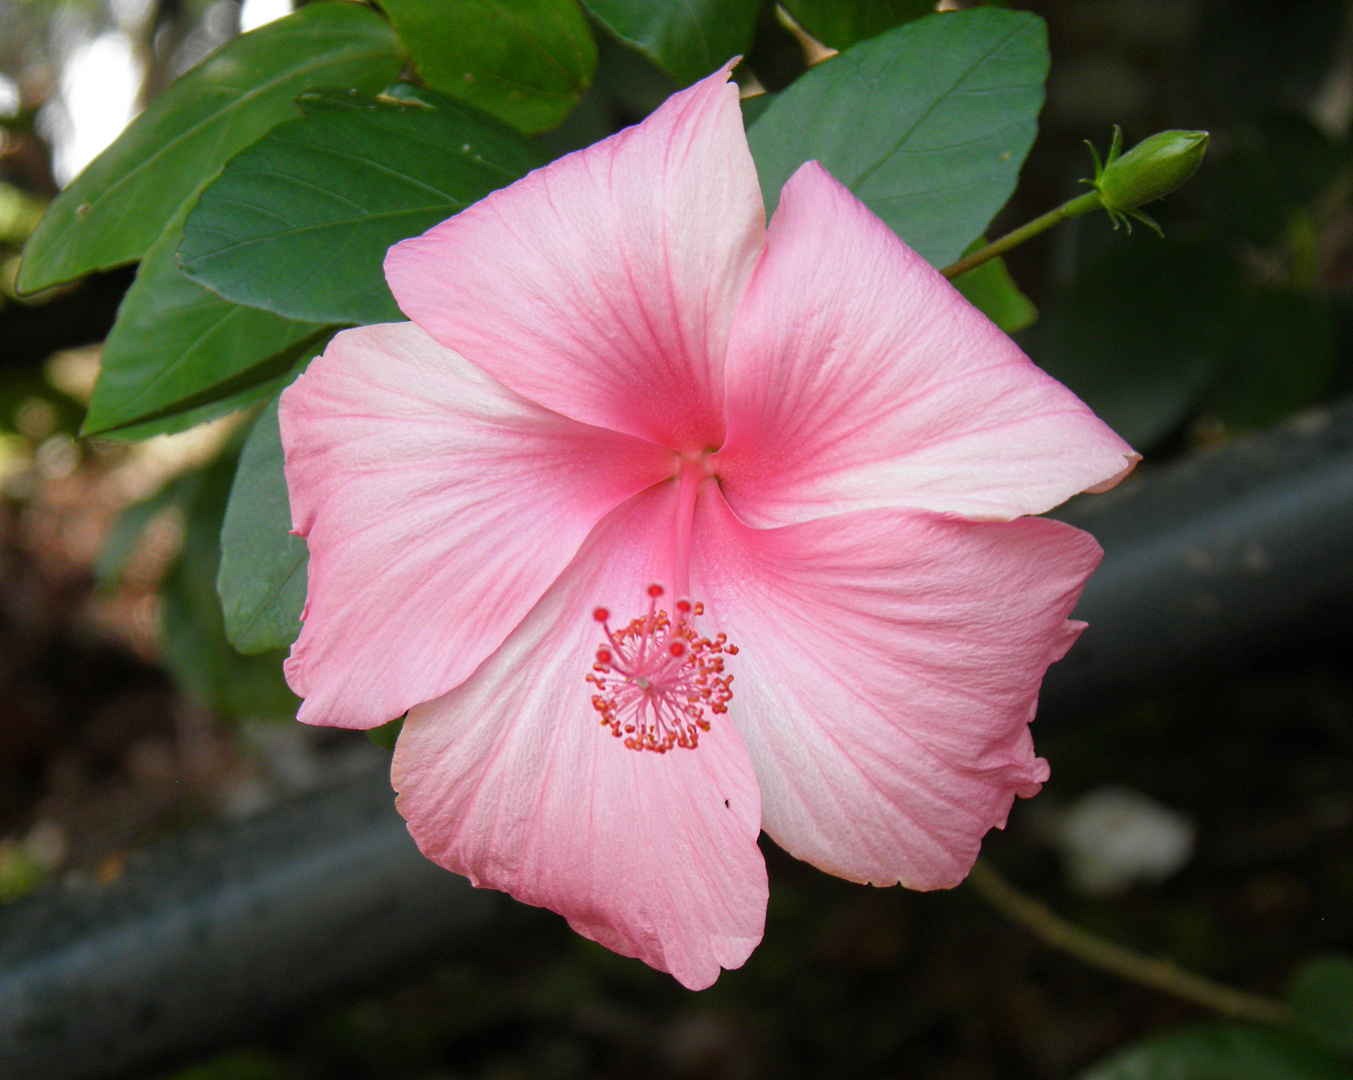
[716,161,1138,526]
[280,321,673,729]
[385,64,764,453]
[392,483,767,990]
[690,489,1100,889]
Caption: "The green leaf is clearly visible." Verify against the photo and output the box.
[218,398,308,655]
[377,0,597,133]
[1079,1023,1353,1080]
[1034,238,1242,450]
[366,715,405,752]
[740,90,776,128]
[161,452,301,721]
[106,365,304,443]
[180,85,544,326]
[952,238,1037,334]
[1289,955,1353,1057]
[82,208,327,439]
[781,0,936,51]
[747,8,1048,268]
[17,2,403,294]
[1207,288,1336,429]
[583,0,758,85]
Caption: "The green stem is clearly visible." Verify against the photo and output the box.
[966,860,1293,1028]
[940,190,1104,279]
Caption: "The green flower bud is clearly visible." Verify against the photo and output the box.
[1086,127,1209,233]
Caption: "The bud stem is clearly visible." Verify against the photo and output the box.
[967,860,1294,1028]
[940,189,1104,280]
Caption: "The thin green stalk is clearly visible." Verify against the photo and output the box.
[967,859,1293,1028]
[940,190,1104,279]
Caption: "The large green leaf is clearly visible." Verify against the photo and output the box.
[952,239,1037,334]
[781,0,936,51]
[162,453,301,722]
[1079,1023,1353,1080]
[107,365,305,443]
[1289,955,1353,1057]
[218,398,309,655]
[747,8,1047,268]
[583,0,758,86]
[377,0,596,133]
[179,85,545,326]
[18,2,403,294]
[83,207,327,439]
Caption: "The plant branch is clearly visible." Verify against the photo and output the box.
[966,859,1293,1028]
[940,190,1104,279]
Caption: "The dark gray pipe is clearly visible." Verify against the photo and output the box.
[1044,399,1353,715]
[0,769,522,1080]
[2,400,1353,1080]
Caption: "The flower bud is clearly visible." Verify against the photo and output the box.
[1086,128,1209,233]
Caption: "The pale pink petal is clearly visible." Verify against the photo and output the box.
[392,483,766,989]
[690,489,1100,889]
[385,64,763,453]
[280,322,673,729]
[716,162,1138,527]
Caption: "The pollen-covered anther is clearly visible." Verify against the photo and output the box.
[585,585,737,753]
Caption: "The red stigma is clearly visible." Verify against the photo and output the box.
[585,588,736,753]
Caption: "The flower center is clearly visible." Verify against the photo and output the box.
[586,584,737,753]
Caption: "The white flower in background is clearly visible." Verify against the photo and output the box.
[1057,785,1196,897]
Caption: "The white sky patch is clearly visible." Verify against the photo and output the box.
[46,31,144,187]
[240,0,293,34]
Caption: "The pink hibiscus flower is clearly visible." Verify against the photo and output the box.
[279,64,1137,989]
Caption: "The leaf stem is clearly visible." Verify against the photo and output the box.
[966,859,1293,1028]
[940,190,1104,279]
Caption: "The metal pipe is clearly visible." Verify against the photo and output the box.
[1043,400,1353,716]
[2,400,1352,1080]
[0,768,521,1080]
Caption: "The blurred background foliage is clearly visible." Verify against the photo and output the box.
[1017,0,1353,453]
[0,1,1351,1078]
